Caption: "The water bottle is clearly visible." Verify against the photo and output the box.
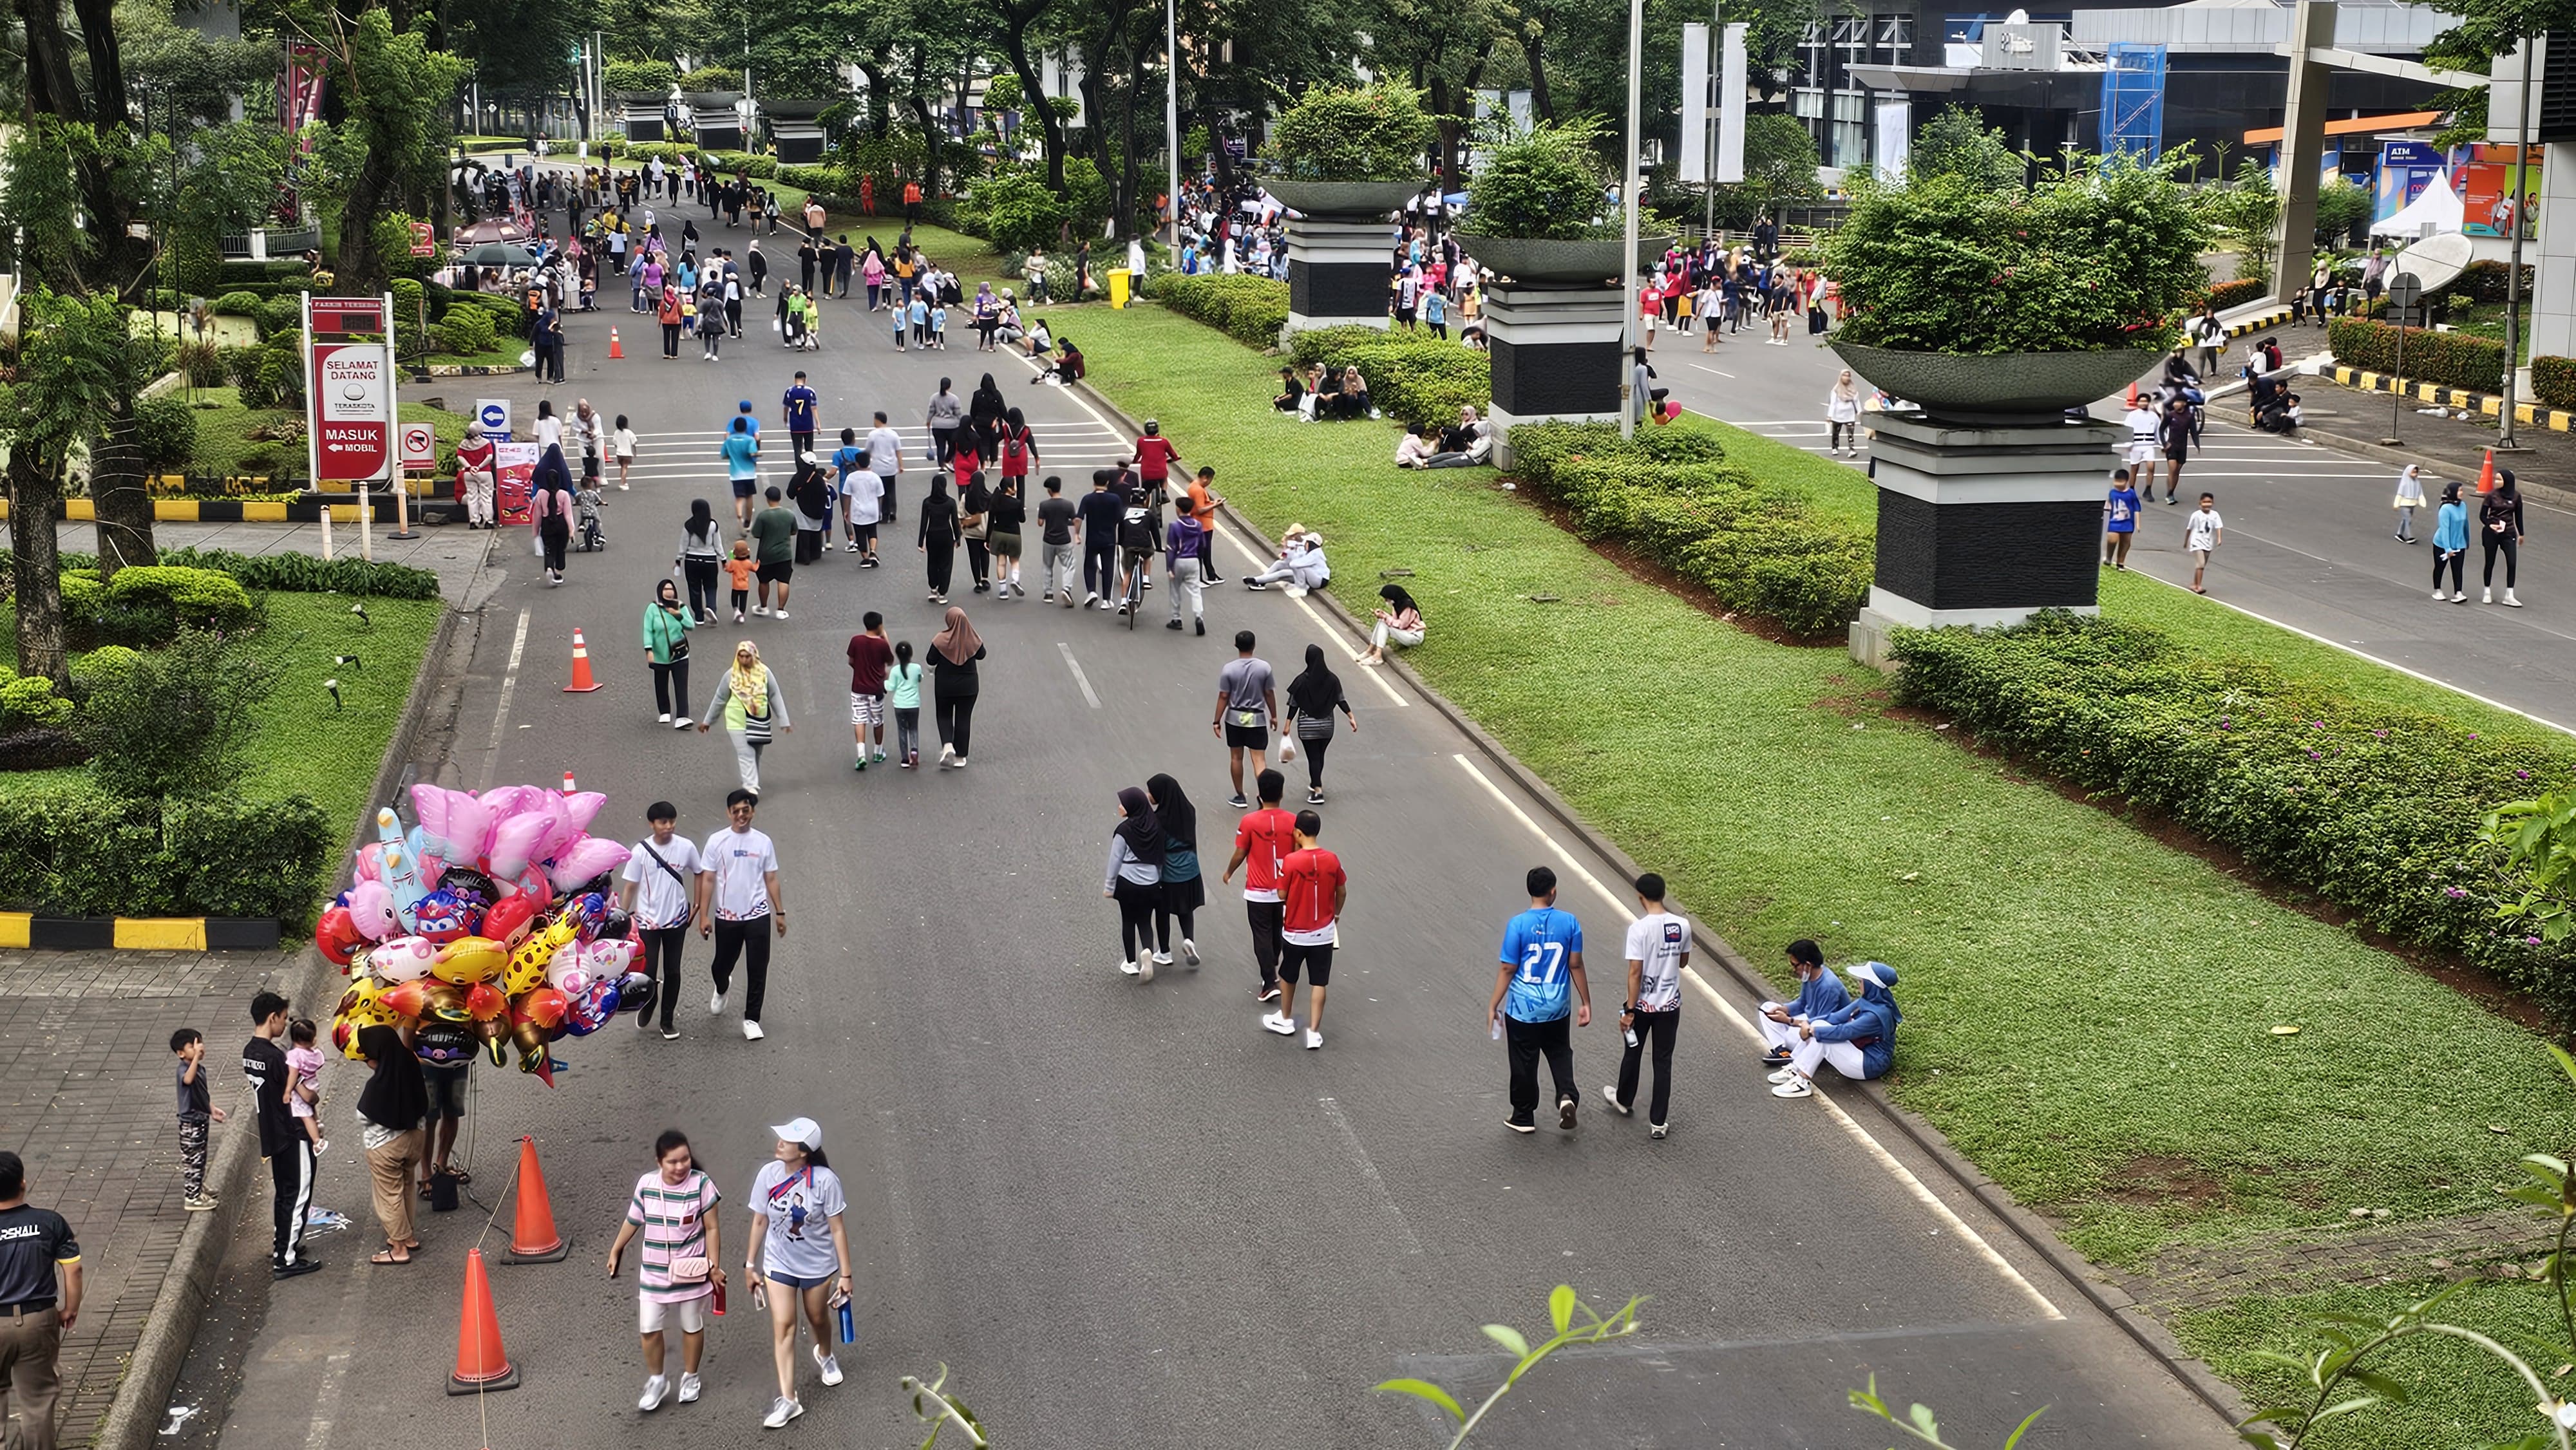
[836,1294,857,1344]
[1624,1024,1640,1048]
[711,1278,726,1316]
[1490,1013,1502,1041]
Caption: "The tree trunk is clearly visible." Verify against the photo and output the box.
[7,446,69,688]
[1118,49,1146,237]
[89,399,158,578]
[1522,30,1555,124]
[337,141,398,296]
[906,50,943,200]
[999,23,1068,190]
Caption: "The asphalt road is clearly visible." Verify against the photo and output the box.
[170,245,2239,1448]
[1659,319,2576,733]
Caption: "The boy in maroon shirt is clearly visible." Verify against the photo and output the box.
[844,611,894,769]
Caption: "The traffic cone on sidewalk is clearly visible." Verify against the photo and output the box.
[446,1249,521,1394]
[561,628,603,693]
[502,1136,569,1263]
[2124,382,2141,410]
[2477,447,2497,494]
[608,327,624,359]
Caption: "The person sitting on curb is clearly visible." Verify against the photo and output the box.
[1241,525,1328,595]
[1767,961,1899,1099]
[1754,939,1850,1068]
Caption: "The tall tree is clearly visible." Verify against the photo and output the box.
[0,292,144,683]
[298,5,465,296]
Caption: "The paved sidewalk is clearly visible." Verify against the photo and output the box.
[0,948,304,1448]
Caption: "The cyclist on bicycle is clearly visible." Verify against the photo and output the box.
[1116,503,1157,615]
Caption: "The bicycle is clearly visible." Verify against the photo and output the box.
[1119,548,1149,629]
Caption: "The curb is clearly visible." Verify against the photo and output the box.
[1067,372,2249,1435]
[0,916,279,952]
[89,599,464,1450]
[2217,302,2294,340]
[2323,364,2576,433]
[6,495,435,523]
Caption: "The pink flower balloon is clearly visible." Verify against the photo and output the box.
[410,784,495,866]
[545,835,630,892]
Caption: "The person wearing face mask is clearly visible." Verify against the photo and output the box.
[1753,940,1851,1068]
[1766,961,1901,1099]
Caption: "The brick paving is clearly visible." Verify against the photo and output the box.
[2113,1207,2557,1315]
[0,948,305,1448]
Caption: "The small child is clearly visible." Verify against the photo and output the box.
[724,538,757,623]
[909,295,929,348]
[888,639,923,769]
[892,298,908,351]
[930,301,949,350]
[575,479,609,551]
[285,1017,327,1156]
[170,1026,229,1210]
[614,414,637,491]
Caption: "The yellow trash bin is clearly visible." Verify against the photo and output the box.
[1108,268,1132,309]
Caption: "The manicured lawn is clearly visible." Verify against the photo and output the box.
[1069,301,2573,1285]
[179,387,469,482]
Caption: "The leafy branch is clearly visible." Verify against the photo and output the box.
[1848,1376,2045,1447]
[2485,791,2576,945]
[900,1364,989,1449]
[1376,1284,1644,1447]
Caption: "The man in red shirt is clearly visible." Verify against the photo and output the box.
[844,610,894,771]
[1126,420,1180,497]
[1260,810,1345,1050]
[1221,769,1296,1003]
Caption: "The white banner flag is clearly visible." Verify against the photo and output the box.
[1875,100,1911,182]
[1716,23,1748,184]
[1679,23,1710,184]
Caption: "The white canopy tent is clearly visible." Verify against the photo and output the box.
[2371,175,2465,238]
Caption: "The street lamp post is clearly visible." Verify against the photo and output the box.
[1619,0,1643,439]
[1166,0,1183,250]
[2499,33,2536,451]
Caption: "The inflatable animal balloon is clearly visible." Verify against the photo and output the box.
[547,836,631,894]
[465,981,507,1021]
[558,790,607,843]
[368,936,441,986]
[353,841,388,883]
[585,937,639,977]
[481,893,540,948]
[521,985,571,1030]
[379,978,433,1021]
[413,890,472,945]
[616,970,658,1024]
[345,880,399,942]
[313,906,365,968]
[509,1019,549,1072]
[432,935,508,986]
[562,978,620,1035]
[410,784,497,868]
[375,809,428,931]
[439,866,500,907]
[472,1015,510,1066]
[486,810,553,884]
[422,981,471,1023]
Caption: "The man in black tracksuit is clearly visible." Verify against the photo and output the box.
[242,991,321,1278]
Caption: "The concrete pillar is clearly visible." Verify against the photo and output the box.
[2270,0,2336,302]
[2530,140,2576,363]
[1482,283,1626,468]
[1284,216,1396,335]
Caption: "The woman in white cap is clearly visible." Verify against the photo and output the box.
[743,1116,852,1429]
[1767,962,1900,1099]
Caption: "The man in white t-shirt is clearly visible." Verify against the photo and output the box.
[864,411,903,527]
[2122,399,2160,473]
[1601,872,1690,1138]
[2184,491,2224,594]
[696,790,785,1040]
[619,802,705,1040]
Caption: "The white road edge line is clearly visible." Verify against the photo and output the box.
[1057,642,1103,708]
[1448,751,2065,1321]
[481,607,531,789]
[1319,1096,1425,1255]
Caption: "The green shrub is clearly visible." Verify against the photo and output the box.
[2456,260,2535,305]
[2202,278,2266,312]
[2328,317,2508,393]
[0,672,73,731]
[2532,355,2576,411]
[1508,422,1872,636]
[213,290,264,317]
[70,625,277,799]
[603,58,676,93]
[68,646,143,692]
[82,565,258,646]
[1262,81,1434,183]
[1276,325,1496,428]
[958,167,1067,254]
[135,395,199,470]
[1147,273,1290,349]
[0,786,334,919]
[1466,117,1613,241]
[679,67,742,92]
[59,569,104,621]
[59,546,442,601]
[174,339,228,388]
[256,347,302,410]
[1888,611,2576,1021]
[431,304,498,357]
[254,296,300,339]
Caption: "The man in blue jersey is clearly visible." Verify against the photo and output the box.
[1488,866,1590,1134]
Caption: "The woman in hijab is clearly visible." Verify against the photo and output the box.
[642,578,696,728]
[355,1024,430,1265]
[2391,464,2425,545]
[1284,645,1358,804]
[1103,786,1166,981]
[679,498,724,621]
[917,474,960,604]
[1146,773,1202,969]
[530,442,578,586]
[1356,583,1424,666]
[789,454,833,565]
[1770,962,1902,1099]
[2481,468,2527,607]
[924,606,985,768]
[969,371,1007,438]
[960,469,995,594]
[697,640,791,798]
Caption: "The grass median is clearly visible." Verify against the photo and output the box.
[1068,300,2570,1292]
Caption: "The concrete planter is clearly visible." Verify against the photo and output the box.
[1454,233,1676,286]
[683,90,743,109]
[761,97,834,120]
[1830,341,2160,424]
[1261,179,1424,216]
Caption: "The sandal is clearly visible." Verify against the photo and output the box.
[370,1248,413,1265]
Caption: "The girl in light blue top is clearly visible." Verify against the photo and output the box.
[2432,482,2469,603]
[886,641,925,768]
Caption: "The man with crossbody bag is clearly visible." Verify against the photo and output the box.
[620,803,705,1040]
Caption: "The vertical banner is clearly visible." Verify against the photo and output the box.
[305,295,393,485]
[1717,23,1749,184]
[1875,101,1911,182]
[1678,23,1711,185]
[494,443,540,525]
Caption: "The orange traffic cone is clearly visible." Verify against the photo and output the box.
[2477,447,2497,494]
[608,327,624,359]
[446,1248,521,1394]
[561,628,603,693]
[503,1136,569,1263]
[2124,382,2141,410]
[562,770,577,794]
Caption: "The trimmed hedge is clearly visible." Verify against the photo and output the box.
[2328,317,2509,393]
[2457,259,2536,305]
[0,787,335,919]
[1285,325,1493,430]
[59,549,442,601]
[1888,612,2576,1021]
[1506,422,1873,637]
[1146,273,1289,349]
[2533,355,2576,411]
[2202,278,2266,312]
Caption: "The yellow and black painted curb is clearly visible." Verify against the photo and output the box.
[0,914,281,952]
[2325,365,2576,433]
[1,494,433,523]
[2219,304,2295,340]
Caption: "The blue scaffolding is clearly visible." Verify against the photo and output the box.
[2099,42,2167,160]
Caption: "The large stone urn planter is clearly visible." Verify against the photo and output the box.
[1264,178,1424,336]
[1452,232,1675,286]
[1830,341,2161,425]
[761,98,834,165]
[610,91,670,143]
[1464,235,1674,466]
[688,92,745,150]
[1260,179,1425,216]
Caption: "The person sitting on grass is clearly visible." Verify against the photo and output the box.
[1338,364,1376,420]
[1767,961,1900,1100]
[1354,583,1422,666]
[1396,423,1438,468]
[1274,366,1307,415]
[1242,525,1328,595]
[1048,334,1084,386]
[1754,939,1850,1067]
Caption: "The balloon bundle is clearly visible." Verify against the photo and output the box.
[316,784,650,1084]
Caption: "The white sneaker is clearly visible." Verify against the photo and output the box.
[657,712,672,724]
[1649,1122,1669,1139]
[773,610,789,620]
[2454,591,2470,603]
[1765,1064,1799,1085]
[1083,590,1099,607]
[640,1375,670,1412]
[734,610,746,623]
[1771,1074,1814,1098]
[743,1019,765,1040]
[1137,953,1155,983]
[1262,1012,1296,1036]
[2506,590,2525,607]
[674,716,693,730]
[762,1397,803,1429]
[2483,587,2493,604]
[814,1345,844,1386]
[710,990,726,1013]
[753,603,771,616]
[678,1372,702,1404]
[1181,939,1199,966]
[2434,589,2448,601]
[1599,1084,1632,1116]
[1152,950,1173,965]
[1305,1029,1323,1050]
[1119,958,1141,976]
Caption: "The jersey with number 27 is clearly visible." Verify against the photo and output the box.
[1499,907,1583,1023]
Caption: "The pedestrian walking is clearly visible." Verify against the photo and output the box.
[2188,306,2224,379]
[887,641,923,769]
[866,411,902,530]
[2392,464,2426,544]
[643,579,697,727]
[843,612,894,771]
[1768,963,1903,1099]
[1825,370,1862,457]
[698,641,790,798]
[1077,470,1124,607]
[2103,468,2141,570]
[697,789,785,1040]
[1258,810,1345,1050]
[987,476,1025,598]
[1105,786,1166,981]
[925,606,985,769]
[1282,645,1356,804]
[2159,395,2193,503]
[0,1151,81,1450]
[1600,874,1689,1139]
[916,475,961,604]
[1037,476,1079,605]
[721,415,761,531]
[2185,492,2223,594]
[782,372,819,463]
[2482,471,2526,607]
[790,456,832,566]
[1164,501,1206,634]
[614,414,637,489]
[960,470,994,594]
[168,1028,228,1211]
[743,1118,850,1430]
[1148,773,1203,969]
[353,1024,427,1265]
[1222,770,1295,1003]
[530,444,576,586]
[2434,481,2470,602]
[927,378,964,464]
[1214,631,1277,808]
[243,990,322,1276]
[608,1129,724,1413]
[1183,466,1224,585]
[679,500,724,622]
[1489,868,1590,1135]
[621,803,705,1040]
[2123,393,2160,489]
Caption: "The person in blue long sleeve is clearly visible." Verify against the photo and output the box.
[2432,480,2470,603]
[1768,962,1899,1099]
[1755,939,1851,1067]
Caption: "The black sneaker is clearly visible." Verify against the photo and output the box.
[274,1259,325,1279]
[1165,619,1184,630]
[1504,1118,1537,1135]
[1242,579,1269,591]
[1757,1047,1792,1066]
[1306,789,1325,805]
[1558,1095,1579,1130]
[1258,983,1281,1002]
[1227,794,1250,809]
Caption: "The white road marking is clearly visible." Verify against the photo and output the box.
[1057,642,1102,708]
[480,607,530,788]
[1448,751,2065,1320]
[1319,1096,1423,1255]
[1689,364,1736,379]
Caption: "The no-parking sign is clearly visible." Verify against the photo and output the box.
[476,398,511,440]
[399,422,437,472]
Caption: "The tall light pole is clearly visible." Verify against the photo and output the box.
[2499,33,2536,451]
[1618,0,1643,439]
[1166,0,1183,249]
